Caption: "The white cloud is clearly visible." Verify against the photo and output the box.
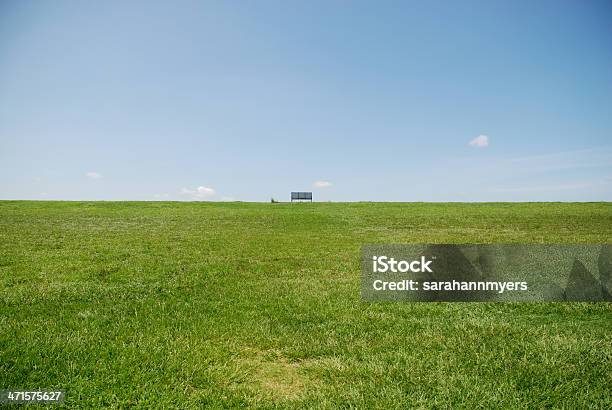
[469,135,489,148]
[220,196,235,201]
[180,186,217,200]
[313,180,332,188]
[153,193,169,199]
[85,171,102,179]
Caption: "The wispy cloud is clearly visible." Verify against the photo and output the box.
[491,179,612,193]
[85,171,102,179]
[180,186,216,200]
[505,147,612,172]
[469,135,489,148]
[313,180,332,188]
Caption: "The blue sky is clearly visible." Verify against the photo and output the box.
[1,0,611,201]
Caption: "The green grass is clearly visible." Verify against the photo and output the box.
[1,201,611,408]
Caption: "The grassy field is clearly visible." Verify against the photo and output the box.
[1,201,611,408]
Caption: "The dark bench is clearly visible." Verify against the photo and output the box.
[291,192,312,202]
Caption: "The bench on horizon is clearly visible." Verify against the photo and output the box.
[291,192,312,202]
